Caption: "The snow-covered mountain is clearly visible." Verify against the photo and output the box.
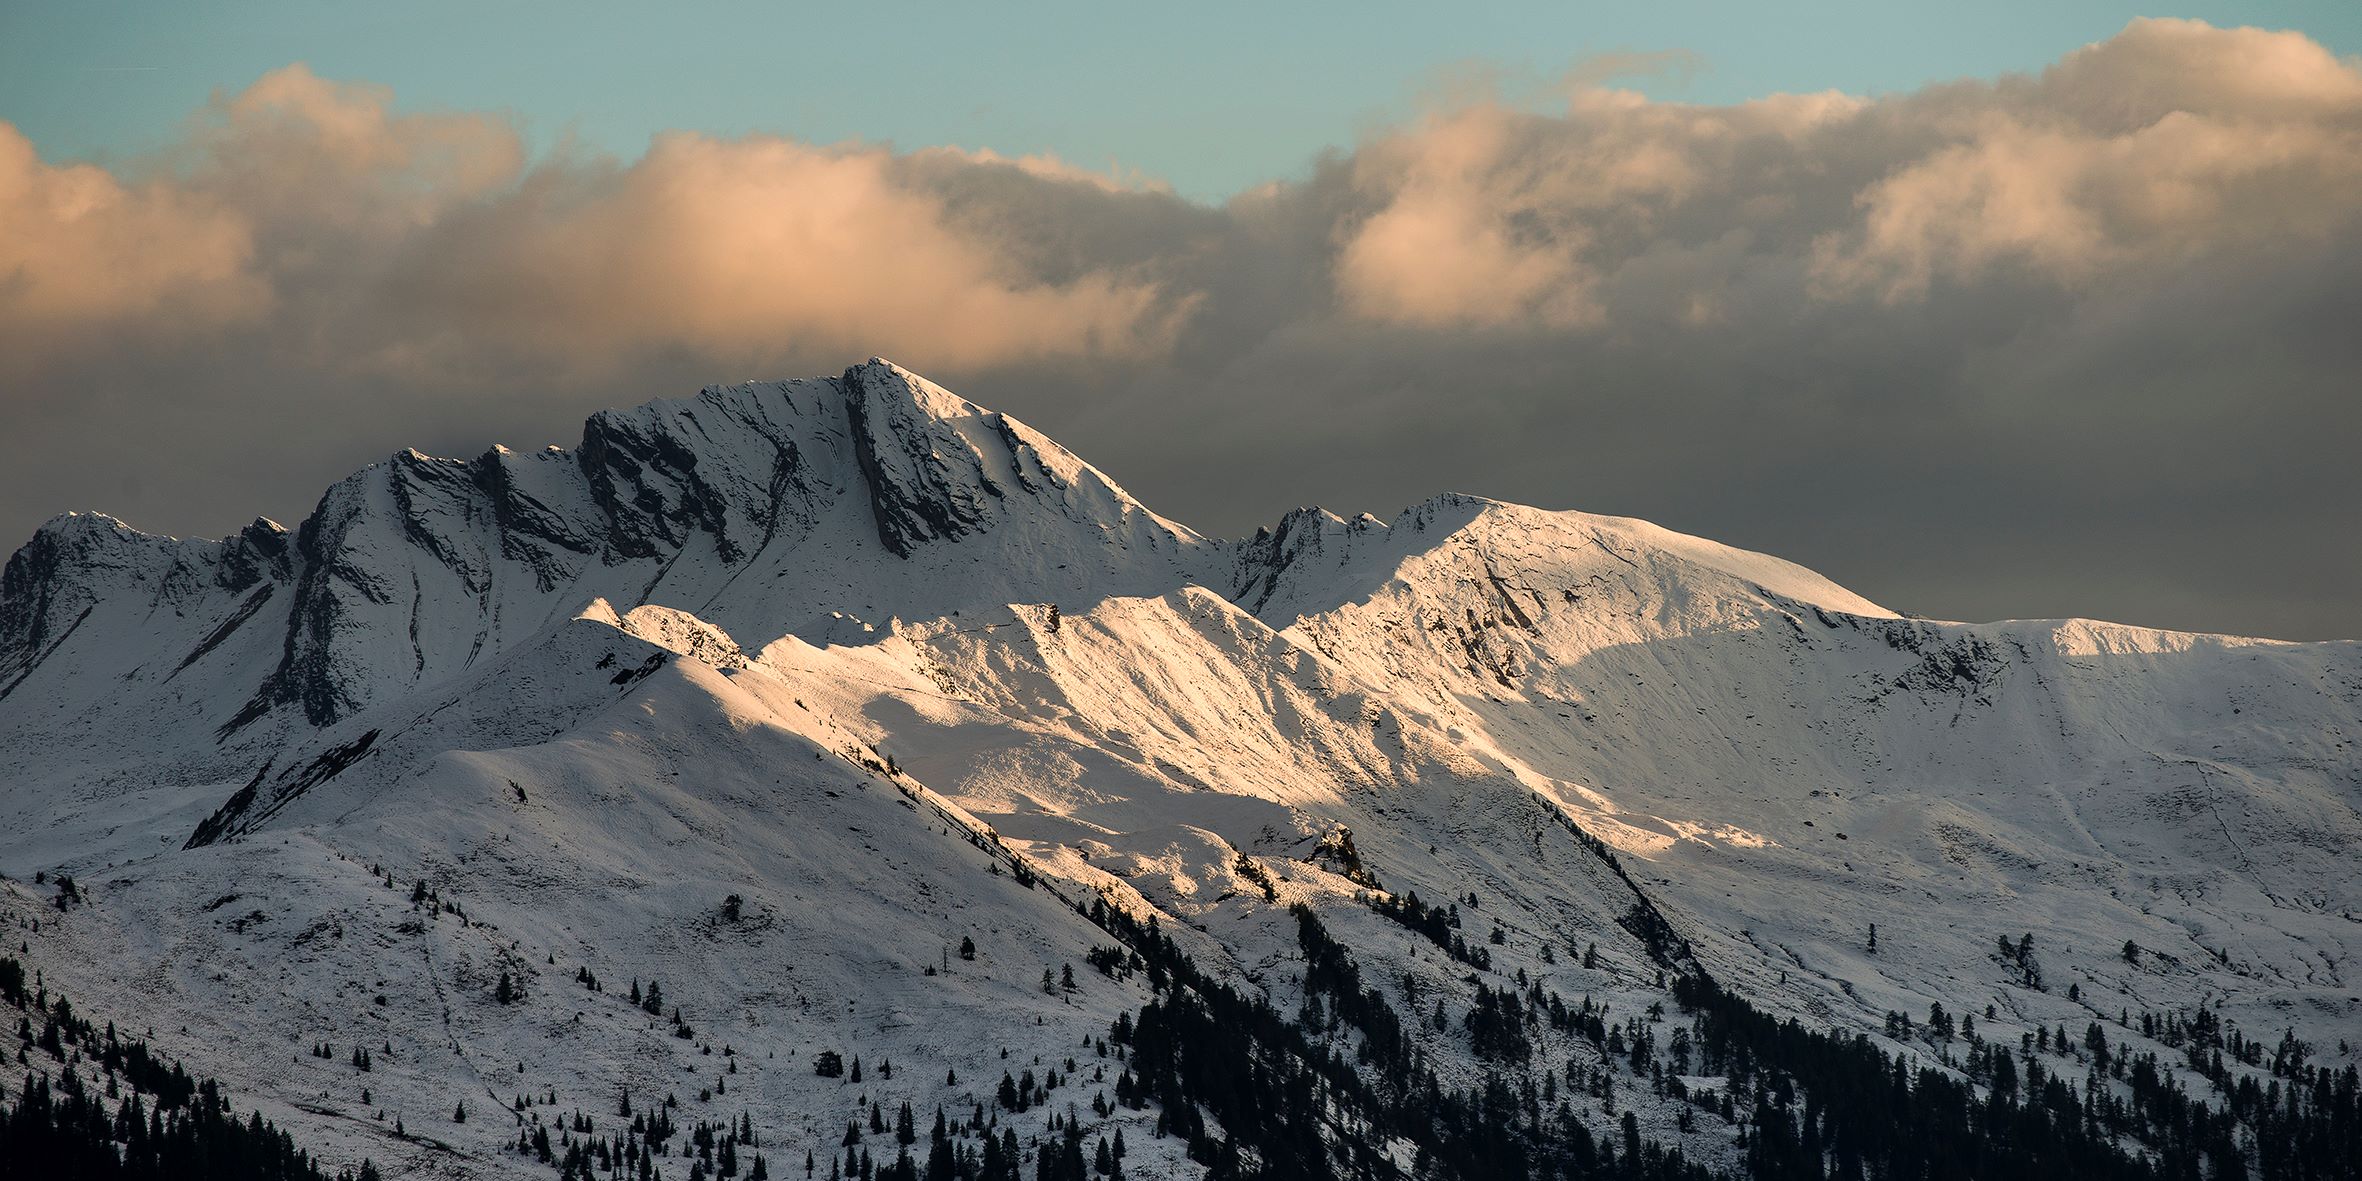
[2,360,2355,1181]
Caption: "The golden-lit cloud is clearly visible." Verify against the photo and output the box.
[0,123,263,346]
[1332,107,1604,329]
[0,64,1187,387]
[9,24,2357,361]
[1814,20,2362,299]
[1324,18,2362,324]
[378,132,1188,377]
[1327,88,1862,328]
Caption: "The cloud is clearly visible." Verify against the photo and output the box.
[2,21,2357,640]
[1326,87,1864,328]
[1,65,1189,386]
[0,122,262,354]
[1814,22,2362,300]
[377,132,1190,377]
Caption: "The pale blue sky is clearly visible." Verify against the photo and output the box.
[4,0,2357,200]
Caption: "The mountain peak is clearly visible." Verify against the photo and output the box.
[1,361,1219,738]
[4,358,1899,749]
[838,358,1195,559]
[3,360,2356,1181]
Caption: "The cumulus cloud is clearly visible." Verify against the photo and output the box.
[1815,20,2362,300]
[0,122,262,351]
[2,21,2357,639]
[2,64,1189,385]
[376,132,1188,376]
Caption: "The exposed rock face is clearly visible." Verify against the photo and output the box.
[2,359,1208,743]
[843,360,1006,557]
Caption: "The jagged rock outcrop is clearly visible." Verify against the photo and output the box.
[0,359,1210,745]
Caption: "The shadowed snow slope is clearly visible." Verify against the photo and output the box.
[1,362,2355,1179]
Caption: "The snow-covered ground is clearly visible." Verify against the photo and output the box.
[2,359,2355,1178]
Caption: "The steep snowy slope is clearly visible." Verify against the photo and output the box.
[0,360,1209,856]
[6,600,1199,1179]
[1213,493,2362,1051]
[2,362,2356,1180]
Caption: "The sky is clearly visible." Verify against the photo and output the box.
[9,1,2359,201]
[1,3,2357,639]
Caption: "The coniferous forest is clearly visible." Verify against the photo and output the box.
[0,954,376,1181]
[1099,898,2362,1181]
[12,846,2362,1181]
[12,832,2361,1181]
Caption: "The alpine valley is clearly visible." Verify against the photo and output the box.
[1,360,2356,1181]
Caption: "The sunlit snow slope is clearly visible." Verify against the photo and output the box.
[2,360,2355,1179]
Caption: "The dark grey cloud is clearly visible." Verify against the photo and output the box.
[2,19,2356,639]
